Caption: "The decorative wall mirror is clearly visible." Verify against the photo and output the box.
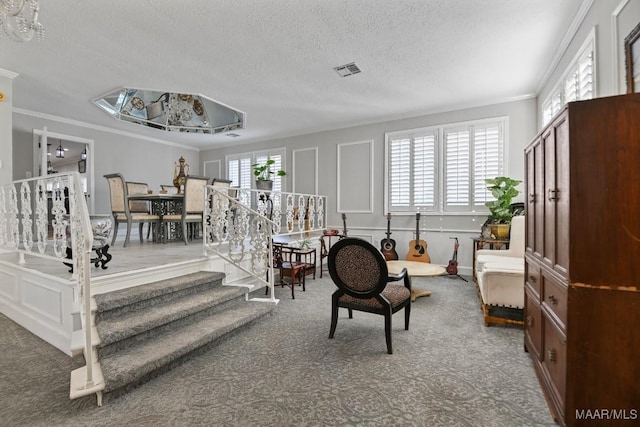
[624,22,640,93]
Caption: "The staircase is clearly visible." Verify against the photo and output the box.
[80,271,276,402]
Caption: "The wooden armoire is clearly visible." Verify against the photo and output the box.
[524,93,640,426]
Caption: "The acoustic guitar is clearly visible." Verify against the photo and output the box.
[380,213,398,261]
[341,213,348,238]
[446,237,460,275]
[407,213,430,263]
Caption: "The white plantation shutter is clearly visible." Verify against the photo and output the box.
[239,158,252,189]
[473,123,503,207]
[386,118,505,214]
[388,131,436,211]
[389,136,411,207]
[413,134,436,208]
[227,156,252,189]
[577,50,593,100]
[444,128,470,208]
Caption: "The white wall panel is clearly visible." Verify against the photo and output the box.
[337,140,373,213]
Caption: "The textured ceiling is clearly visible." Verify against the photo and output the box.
[3,0,585,150]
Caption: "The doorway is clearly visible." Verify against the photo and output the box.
[32,128,95,213]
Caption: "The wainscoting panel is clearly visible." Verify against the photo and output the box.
[203,159,222,181]
[22,278,64,324]
[0,259,77,354]
[337,140,374,213]
[0,269,18,300]
[292,147,318,195]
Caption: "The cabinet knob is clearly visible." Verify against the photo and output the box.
[526,315,534,326]
[529,193,535,203]
[528,275,536,283]
[547,347,556,362]
[547,295,558,305]
[547,189,559,201]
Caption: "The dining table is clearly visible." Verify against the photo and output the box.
[127,193,184,242]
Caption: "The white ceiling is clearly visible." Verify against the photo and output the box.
[3,0,585,150]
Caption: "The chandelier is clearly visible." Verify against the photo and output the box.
[0,0,44,42]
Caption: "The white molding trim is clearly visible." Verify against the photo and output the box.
[292,146,318,195]
[337,139,374,213]
[536,0,595,94]
[612,0,632,94]
[0,68,19,79]
[203,159,222,179]
[15,108,199,152]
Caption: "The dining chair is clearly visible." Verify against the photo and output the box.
[126,181,153,240]
[104,173,160,247]
[161,175,209,245]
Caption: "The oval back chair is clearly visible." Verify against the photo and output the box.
[328,237,411,354]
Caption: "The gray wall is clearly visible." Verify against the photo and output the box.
[199,98,538,269]
[12,113,199,215]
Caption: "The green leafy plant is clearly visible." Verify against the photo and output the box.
[485,176,522,224]
[252,159,286,181]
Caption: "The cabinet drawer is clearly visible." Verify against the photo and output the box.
[542,315,567,418]
[542,275,567,326]
[525,261,541,298]
[524,293,543,361]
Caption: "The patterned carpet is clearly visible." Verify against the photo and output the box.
[0,273,555,426]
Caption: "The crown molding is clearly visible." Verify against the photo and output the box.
[13,108,199,152]
[0,68,19,79]
[536,0,595,94]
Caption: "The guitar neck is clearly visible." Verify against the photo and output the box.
[342,214,347,236]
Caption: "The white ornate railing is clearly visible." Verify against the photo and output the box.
[0,173,98,398]
[204,187,327,300]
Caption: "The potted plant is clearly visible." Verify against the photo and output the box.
[484,176,522,239]
[252,159,286,192]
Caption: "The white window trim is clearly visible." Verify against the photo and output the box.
[385,116,508,216]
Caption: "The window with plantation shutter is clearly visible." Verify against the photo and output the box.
[386,118,505,214]
[387,131,437,212]
[255,150,284,193]
[542,31,595,125]
[227,148,285,191]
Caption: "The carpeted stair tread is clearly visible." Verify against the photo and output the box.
[100,301,275,393]
[97,284,247,346]
[94,271,225,312]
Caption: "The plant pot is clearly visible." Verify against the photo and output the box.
[256,180,273,193]
[489,223,510,239]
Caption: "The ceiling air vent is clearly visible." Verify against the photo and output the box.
[334,62,362,77]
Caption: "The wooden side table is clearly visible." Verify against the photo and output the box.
[471,237,510,281]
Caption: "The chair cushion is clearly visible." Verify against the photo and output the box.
[338,283,410,309]
[476,254,523,275]
[114,213,159,221]
[477,262,524,308]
